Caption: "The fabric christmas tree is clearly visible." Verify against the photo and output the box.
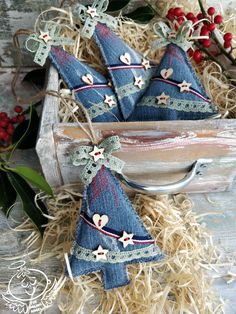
[128,22,219,121]
[25,25,123,123]
[72,0,157,120]
[70,136,164,290]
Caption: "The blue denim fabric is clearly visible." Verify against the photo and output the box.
[129,44,219,121]
[93,23,157,120]
[49,46,124,122]
[68,166,164,290]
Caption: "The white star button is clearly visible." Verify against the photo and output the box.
[156,92,169,105]
[141,58,151,70]
[118,231,134,248]
[38,31,52,43]
[104,95,116,108]
[89,146,105,162]
[86,6,99,18]
[178,80,192,93]
[134,76,144,89]
[92,245,109,261]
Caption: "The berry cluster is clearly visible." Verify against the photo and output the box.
[166,6,233,64]
[0,106,25,148]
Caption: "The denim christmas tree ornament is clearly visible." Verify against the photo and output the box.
[72,0,157,120]
[69,136,164,290]
[129,21,219,121]
[25,25,123,123]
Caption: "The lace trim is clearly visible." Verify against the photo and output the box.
[87,102,114,119]
[139,96,217,113]
[116,78,150,100]
[72,243,162,263]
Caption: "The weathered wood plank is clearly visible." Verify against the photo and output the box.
[50,120,236,193]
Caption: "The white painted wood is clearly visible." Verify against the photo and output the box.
[36,65,63,187]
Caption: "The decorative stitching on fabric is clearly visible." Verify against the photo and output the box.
[80,212,155,244]
[87,101,115,119]
[72,244,162,263]
[152,77,210,102]
[139,96,217,113]
[116,79,150,99]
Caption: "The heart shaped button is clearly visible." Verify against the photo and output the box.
[120,53,131,65]
[160,68,173,80]
[82,73,94,85]
[92,214,109,229]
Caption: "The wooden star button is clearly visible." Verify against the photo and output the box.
[156,92,169,105]
[141,58,151,70]
[86,6,99,18]
[134,76,144,89]
[178,80,192,92]
[118,231,134,248]
[89,146,105,162]
[104,95,116,108]
[92,245,108,261]
[39,31,52,44]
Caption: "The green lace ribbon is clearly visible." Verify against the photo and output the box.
[152,20,194,52]
[72,0,117,39]
[71,135,125,185]
[25,24,74,66]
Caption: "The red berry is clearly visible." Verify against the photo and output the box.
[177,16,185,25]
[0,129,5,140]
[167,8,175,15]
[174,7,183,17]
[0,112,8,119]
[202,39,212,48]
[193,49,203,63]
[188,48,194,57]
[7,125,14,135]
[0,120,8,128]
[200,28,209,36]
[207,23,216,32]
[11,117,18,124]
[197,13,203,20]
[214,15,223,24]
[191,17,199,26]
[166,13,175,21]
[224,32,233,41]
[224,40,232,48]
[186,12,194,20]
[14,105,23,114]
[17,115,25,123]
[207,7,216,16]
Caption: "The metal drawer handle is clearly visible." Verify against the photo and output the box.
[116,159,213,194]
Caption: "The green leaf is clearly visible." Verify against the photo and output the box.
[7,166,53,196]
[107,0,130,12]
[0,169,17,217]
[125,5,156,23]
[12,106,40,150]
[7,171,48,235]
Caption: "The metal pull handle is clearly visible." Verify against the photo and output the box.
[116,159,213,194]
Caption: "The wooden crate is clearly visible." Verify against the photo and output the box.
[36,65,236,193]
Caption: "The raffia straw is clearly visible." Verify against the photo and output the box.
[14,190,222,314]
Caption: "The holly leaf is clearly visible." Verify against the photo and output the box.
[0,169,17,217]
[125,6,156,23]
[7,166,53,196]
[7,171,48,235]
[12,106,40,150]
[107,0,130,12]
